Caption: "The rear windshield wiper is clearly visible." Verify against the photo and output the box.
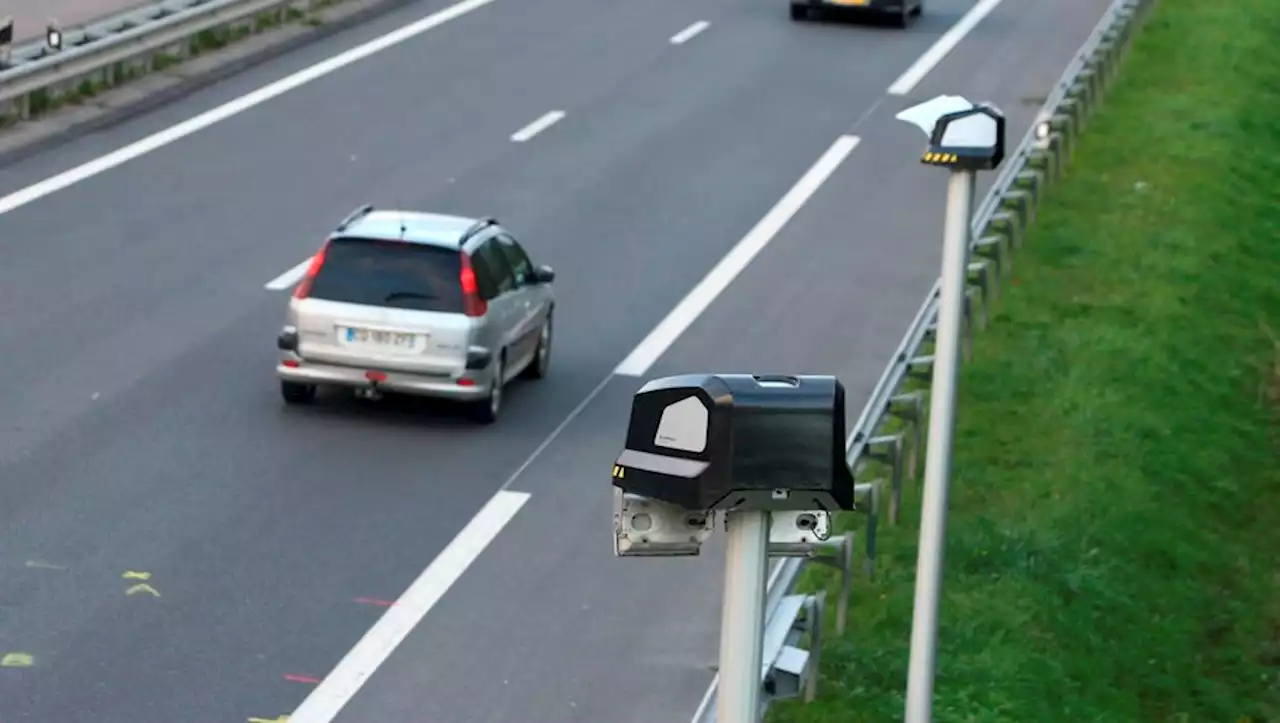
[383,291,439,303]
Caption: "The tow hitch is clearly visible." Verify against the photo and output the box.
[354,386,383,402]
[356,370,388,401]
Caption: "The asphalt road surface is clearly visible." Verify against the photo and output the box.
[0,0,1115,720]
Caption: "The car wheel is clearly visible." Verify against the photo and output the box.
[281,380,317,405]
[523,314,553,380]
[789,4,808,21]
[473,354,504,424]
[890,4,913,26]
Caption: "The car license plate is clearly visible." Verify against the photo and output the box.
[343,327,418,349]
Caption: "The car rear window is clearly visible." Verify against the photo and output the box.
[308,237,464,312]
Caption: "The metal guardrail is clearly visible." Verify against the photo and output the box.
[691,0,1156,719]
[0,0,334,120]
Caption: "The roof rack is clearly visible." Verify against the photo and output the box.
[459,217,498,246]
[335,204,375,231]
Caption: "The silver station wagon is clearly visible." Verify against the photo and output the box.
[275,206,556,424]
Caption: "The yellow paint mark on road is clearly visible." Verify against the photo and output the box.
[1,653,33,667]
[247,716,290,722]
[125,583,160,597]
[122,570,152,580]
[25,560,67,570]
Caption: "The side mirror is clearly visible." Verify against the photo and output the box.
[531,265,555,284]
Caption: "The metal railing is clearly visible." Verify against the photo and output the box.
[0,0,339,121]
[691,0,1155,718]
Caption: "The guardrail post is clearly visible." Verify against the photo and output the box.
[1066,79,1094,128]
[961,290,977,357]
[1012,168,1046,224]
[760,590,827,711]
[1029,140,1061,186]
[906,354,934,383]
[988,209,1023,251]
[165,36,190,64]
[1075,68,1099,117]
[866,435,905,524]
[974,232,1010,281]
[1000,192,1034,239]
[967,258,996,316]
[888,391,926,482]
[926,302,975,357]
[1056,91,1086,136]
[1050,112,1077,164]
[818,537,849,634]
[1095,38,1119,87]
[802,592,824,703]
[853,481,879,579]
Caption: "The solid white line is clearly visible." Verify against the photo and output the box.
[670,20,710,44]
[613,134,861,377]
[264,256,314,290]
[886,0,1006,96]
[287,368,615,721]
[289,489,531,723]
[0,0,497,219]
[510,110,566,142]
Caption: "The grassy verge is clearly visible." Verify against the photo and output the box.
[768,0,1280,720]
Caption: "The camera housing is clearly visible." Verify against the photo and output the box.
[611,374,857,513]
[920,103,1007,171]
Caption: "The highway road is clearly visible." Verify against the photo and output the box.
[0,0,1113,720]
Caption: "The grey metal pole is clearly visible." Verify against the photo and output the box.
[966,172,977,260]
[904,169,975,723]
[716,509,771,723]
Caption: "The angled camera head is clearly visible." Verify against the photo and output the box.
[921,102,1006,171]
[611,374,856,513]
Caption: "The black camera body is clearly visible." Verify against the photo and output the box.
[611,374,856,513]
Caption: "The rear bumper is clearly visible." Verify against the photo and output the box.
[791,0,902,10]
[276,357,490,400]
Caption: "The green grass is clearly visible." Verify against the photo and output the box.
[768,0,1280,720]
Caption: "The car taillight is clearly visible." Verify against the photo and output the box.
[293,241,330,299]
[459,253,487,318]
